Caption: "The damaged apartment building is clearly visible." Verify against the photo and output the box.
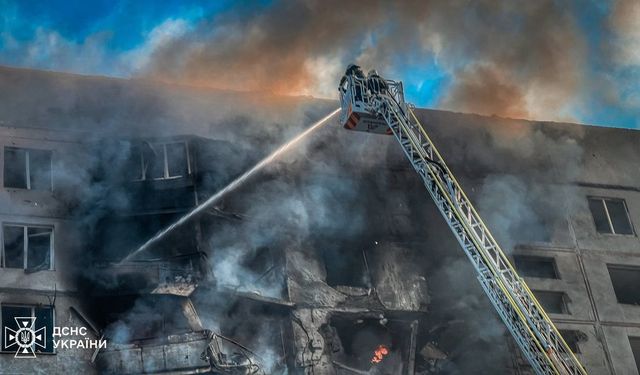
[0,65,640,375]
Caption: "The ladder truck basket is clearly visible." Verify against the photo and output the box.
[339,74,394,134]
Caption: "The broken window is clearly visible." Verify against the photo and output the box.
[513,255,559,279]
[558,330,582,354]
[3,147,52,190]
[533,291,569,314]
[128,141,190,181]
[608,265,640,305]
[165,142,189,177]
[243,246,281,285]
[588,197,634,235]
[1,305,54,353]
[322,246,370,288]
[630,336,640,373]
[2,224,53,270]
[243,246,274,275]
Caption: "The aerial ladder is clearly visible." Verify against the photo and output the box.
[337,67,588,375]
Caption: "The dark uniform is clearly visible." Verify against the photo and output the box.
[340,64,365,102]
[367,70,388,96]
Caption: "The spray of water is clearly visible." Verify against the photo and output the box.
[119,108,340,263]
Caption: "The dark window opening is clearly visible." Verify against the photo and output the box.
[588,197,634,235]
[243,246,275,276]
[608,265,640,305]
[128,141,189,181]
[29,149,52,190]
[1,305,54,353]
[3,147,52,190]
[3,225,24,268]
[559,330,583,354]
[148,143,165,179]
[323,246,370,288]
[244,246,274,273]
[240,246,285,297]
[588,198,609,233]
[630,336,640,373]
[27,227,53,270]
[2,224,52,270]
[4,148,27,188]
[166,143,188,178]
[533,291,569,314]
[513,256,559,279]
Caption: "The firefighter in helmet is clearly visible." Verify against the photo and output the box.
[339,64,365,102]
[367,69,388,96]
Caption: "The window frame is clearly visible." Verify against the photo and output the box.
[1,223,54,270]
[607,264,640,306]
[512,255,560,279]
[0,303,55,354]
[533,290,570,315]
[323,247,371,289]
[587,196,635,236]
[558,329,582,354]
[630,336,640,373]
[3,146,53,191]
[133,141,191,181]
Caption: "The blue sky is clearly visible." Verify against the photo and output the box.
[0,0,638,128]
[1,1,226,50]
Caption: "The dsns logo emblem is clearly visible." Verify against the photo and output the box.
[4,317,46,358]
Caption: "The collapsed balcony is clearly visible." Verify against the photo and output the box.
[97,329,283,375]
[93,288,295,374]
[96,331,212,374]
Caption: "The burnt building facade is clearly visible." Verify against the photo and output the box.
[0,66,639,374]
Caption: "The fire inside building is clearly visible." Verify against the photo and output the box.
[0,65,639,374]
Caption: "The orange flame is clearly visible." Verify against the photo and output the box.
[371,344,389,364]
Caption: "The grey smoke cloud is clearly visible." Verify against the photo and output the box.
[413,109,586,252]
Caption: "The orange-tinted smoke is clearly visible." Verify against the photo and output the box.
[142,0,588,121]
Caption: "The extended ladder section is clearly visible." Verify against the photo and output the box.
[338,74,587,375]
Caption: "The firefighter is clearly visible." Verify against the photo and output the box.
[339,64,365,102]
[367,69,388,96]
